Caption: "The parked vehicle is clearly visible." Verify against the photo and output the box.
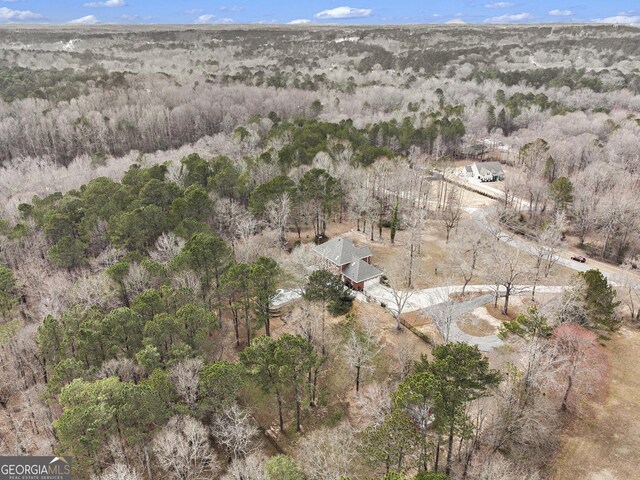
[571,255,586,263]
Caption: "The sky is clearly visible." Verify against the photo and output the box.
[0,1,638,26]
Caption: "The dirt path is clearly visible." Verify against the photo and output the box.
[552,326,640,480]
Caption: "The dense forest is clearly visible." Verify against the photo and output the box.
[0,24,639,480]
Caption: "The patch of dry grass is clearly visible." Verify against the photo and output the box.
[457,313,497,337]
[485,303,518,321]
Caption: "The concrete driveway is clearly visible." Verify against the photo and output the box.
[362,283,564,351]
[363,282,564,314]
[424,294,503,352]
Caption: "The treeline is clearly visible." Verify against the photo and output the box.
[0,84,321,166]
[14,155,337,265]
[264,115,465,169]
[468,67,640,94]
[1,24,637,169]
[0,66,128,103]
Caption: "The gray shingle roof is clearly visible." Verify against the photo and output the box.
[312,237,372,266]
[342,258,383,283]
[476,161,504,175]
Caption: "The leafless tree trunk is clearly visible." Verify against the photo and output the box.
[153,415,219,480]
[210,403,259,461]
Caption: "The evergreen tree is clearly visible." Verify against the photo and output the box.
[173,233,232,303]
[0,265,18,318]
[361,408,422,474]
[486,105,496,133]
[579,269,621,334]
[390,201,399,244]
[251,256,280,337]
[198,361,245,418]
[304,269,351,354]
[549,176,574,212]
[267,455,304,480]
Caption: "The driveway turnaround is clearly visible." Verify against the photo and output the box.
[424,294,502,352]
[362,283,565,351]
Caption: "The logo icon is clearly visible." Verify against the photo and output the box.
[0,456,72,480]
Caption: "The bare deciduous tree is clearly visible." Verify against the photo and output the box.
[439,186,462,243]
[124,263,153,298]
[221,453,267,480]
[343,318,383,395]
[353,382,393,429]
[429,284,457,343]
[265,192,291,246]
[151,232,185,263]
[394,336,416,380]
[172,270,202,294]
[552,323,609,412]
[153,415,219,480]
[387,275,414,331]
[617,264,640,322]
[210,403,259,461]
[67,272,114,310]
[296,424,359,480]
[449,222,488,295]
[94,463,143,480]
[486,240,530,315]
[406,196,428,289]
[170,359,203,410]
[97,358,142,383]
[531,214,563,300]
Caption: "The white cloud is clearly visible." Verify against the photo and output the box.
[596,15,640,24]
[185,9,203,14]
[288,19,311,24]
[0,7,43,20]
[83,0,124,7]
[446,18,467,24]
[195,14,215,23]
[549,9,573,16]
[485,12,532,23]
[68,14,98,24]
[194,14,234,24]
[485,2,514,8]
[120,14,151,21]
[315,6,373,19]
[220,6,242,12]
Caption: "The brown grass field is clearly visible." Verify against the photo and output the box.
[552,326,640,480]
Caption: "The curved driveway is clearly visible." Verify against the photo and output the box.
[361,283,565,352]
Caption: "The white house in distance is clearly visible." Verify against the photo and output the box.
[312,236,383,291]
[462,161,505,182]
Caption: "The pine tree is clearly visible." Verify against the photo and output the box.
[390,201,399,244]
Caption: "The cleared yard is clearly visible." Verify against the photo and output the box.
[552,327,640,480]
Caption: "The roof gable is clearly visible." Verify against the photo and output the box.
[342,258,383,283]
[313,237,372,266]
[473,161,504,175]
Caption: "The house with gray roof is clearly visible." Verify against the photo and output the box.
[312,236,383,290]
[465,161,505,182]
